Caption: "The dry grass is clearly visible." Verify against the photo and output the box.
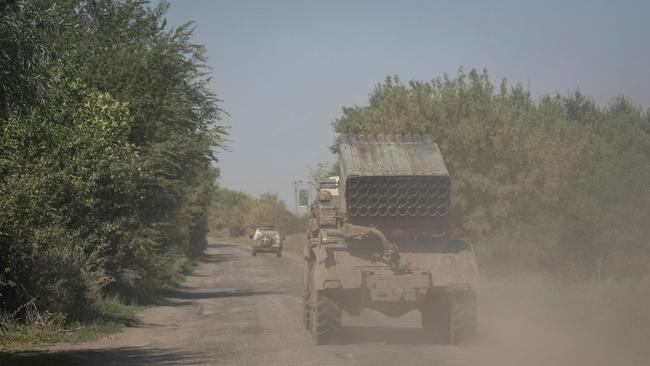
[0,297,140,352]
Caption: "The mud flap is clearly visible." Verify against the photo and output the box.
[420,291,477,344]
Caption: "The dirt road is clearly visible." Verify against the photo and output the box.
[52,241,647,366]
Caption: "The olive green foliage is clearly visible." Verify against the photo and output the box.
[0,0,50,115]
[0,0,224,323]
[333,70,650,279]
[1,76,138,316]
[209,188,305,238]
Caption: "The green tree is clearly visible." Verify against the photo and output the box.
[333,70,650,279]
[0,0,51,115]
[0,75,138,315]
[1,0,226,320]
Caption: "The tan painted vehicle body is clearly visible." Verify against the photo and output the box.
[303,134,479,344]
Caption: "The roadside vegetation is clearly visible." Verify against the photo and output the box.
[333,70,650,281]
[1,297,140,350]
[209,188,306,239]
[1,0,224,350]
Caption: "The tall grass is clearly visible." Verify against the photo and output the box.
[0,297,140,351]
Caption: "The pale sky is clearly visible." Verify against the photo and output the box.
[160,0,650,208]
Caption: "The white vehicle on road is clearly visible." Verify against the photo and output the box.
[250,227,283,257]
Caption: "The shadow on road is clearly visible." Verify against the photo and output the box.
[1,347,207,366]
[331,326,442,345]
[162,288,285,300]
[156,288,286,307]
[206,242,238,249]
[197,252,240,264]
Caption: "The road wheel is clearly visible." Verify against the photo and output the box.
[420,291,476,344]
[310,290,341,345]
[420,294,451,343]
[449,291,477,344]
[251,248,257,256]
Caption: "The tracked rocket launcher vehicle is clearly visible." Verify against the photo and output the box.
[303,134,479,344]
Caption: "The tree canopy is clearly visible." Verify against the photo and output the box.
[333,70,650,279]
[1,0,225,319]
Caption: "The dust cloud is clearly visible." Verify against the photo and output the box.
[459,275,650,366]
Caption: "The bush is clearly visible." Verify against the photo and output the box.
[0,77,137,317]
[1,0,225,323]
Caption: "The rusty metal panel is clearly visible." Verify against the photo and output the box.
[339,134,449,178]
